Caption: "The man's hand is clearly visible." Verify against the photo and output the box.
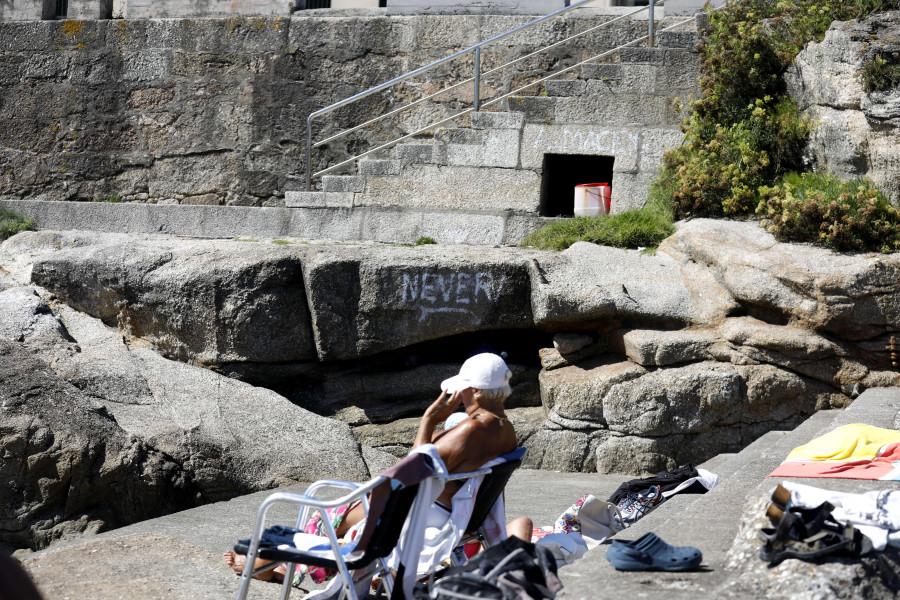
[423,390,463,424]
[415,390,464,448]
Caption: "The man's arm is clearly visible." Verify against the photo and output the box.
[414,390,461,448]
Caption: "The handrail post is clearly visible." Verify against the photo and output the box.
[648,0,655,48]
[474,46,481,112]
[306,115,313,191]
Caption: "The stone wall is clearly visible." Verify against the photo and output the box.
[122,0,293,18]
[0,0,112,20]
[0,13,657,207]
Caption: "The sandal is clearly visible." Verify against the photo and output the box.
[758,502,860,566]
[606,532,702,572]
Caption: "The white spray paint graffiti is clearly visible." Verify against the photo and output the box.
[401,271,507,322]
[532,127,638,156]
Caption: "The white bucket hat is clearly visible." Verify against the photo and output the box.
[440,353,512,393]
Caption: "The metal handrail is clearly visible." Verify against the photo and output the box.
[305,0,698,190]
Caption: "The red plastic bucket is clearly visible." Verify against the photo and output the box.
[574,182,611,216]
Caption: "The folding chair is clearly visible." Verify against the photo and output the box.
[450,447,526,566]
[233,451,439,600]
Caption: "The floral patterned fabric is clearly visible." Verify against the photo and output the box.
[290,500,360,587]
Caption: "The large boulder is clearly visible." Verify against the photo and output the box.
[302,244,537,360]
[528,241,737,330]
[0,286,369,552]
[660,219,900,343]
[28,232,318,366]
[0,338,194,553]
[785,11,900,205]
[527,357,847,474]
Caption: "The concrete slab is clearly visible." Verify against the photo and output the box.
[0,199,549,246]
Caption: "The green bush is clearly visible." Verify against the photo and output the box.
[862,52,900,92]
[655,0,900,250]
[415,236,437,246]
[0,207,34,241]
[758,172,900,252]
[666,96,810,218]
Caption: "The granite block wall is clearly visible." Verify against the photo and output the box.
[0,12,653,207]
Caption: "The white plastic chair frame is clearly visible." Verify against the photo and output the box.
[234,466,493,600]
[234,476,384,600]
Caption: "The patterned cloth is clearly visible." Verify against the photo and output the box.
[554,494,589,535]
[290,500,360,587]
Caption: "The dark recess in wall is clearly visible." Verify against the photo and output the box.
[540,153,615,217]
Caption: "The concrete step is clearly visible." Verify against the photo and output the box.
[504,95,556,123]
[544,79,586,97]
[656,29,700,49]
[470,110,525,130]
[359,159,401,176]
[558,407,850,599]
[434,127,483,145]
[322,174,366,193]
[395,142,446,165]
[580,62,622,82]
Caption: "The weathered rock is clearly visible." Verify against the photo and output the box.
[622,327,717,366]
[0,339,195,553]
[28,232,318,365]
[540,356,646,422]
[302,244,537,360]
[0,287,70,346]
[539,334,612,371]
[724,494,900,599]
[786,12,900,205]
[0,288,369,552]
[553,332,592,355]
[659,219,900,343]
[50,301,368,493]
[530,356,842,474]
[529,241,736,330]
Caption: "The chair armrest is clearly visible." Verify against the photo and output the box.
[443,467,492,482]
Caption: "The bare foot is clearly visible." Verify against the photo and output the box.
[223,550,283,582]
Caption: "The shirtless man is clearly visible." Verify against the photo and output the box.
[225,353,531,580]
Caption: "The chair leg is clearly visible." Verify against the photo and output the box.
[279,562,296,600]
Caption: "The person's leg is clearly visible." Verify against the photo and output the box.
[223,550,285,583]
[506,517,533,542]
[335,500,367,536]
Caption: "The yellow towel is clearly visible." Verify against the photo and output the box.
[784,423,900,462]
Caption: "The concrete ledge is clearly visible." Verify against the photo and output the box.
[0,199,549,246]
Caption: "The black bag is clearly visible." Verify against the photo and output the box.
[415,536,564,600]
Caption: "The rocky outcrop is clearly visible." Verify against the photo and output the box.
[6,217,900,478]
[525,219,899,472]
[0,282,369,553]
[786,11,900,205]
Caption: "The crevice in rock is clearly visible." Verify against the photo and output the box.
[268,328,554,425]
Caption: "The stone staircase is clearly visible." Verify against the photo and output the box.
[559,387,900,599]
[285,27,702,246]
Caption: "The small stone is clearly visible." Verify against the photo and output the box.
[553,333,593,355]
[539,347,569,371]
